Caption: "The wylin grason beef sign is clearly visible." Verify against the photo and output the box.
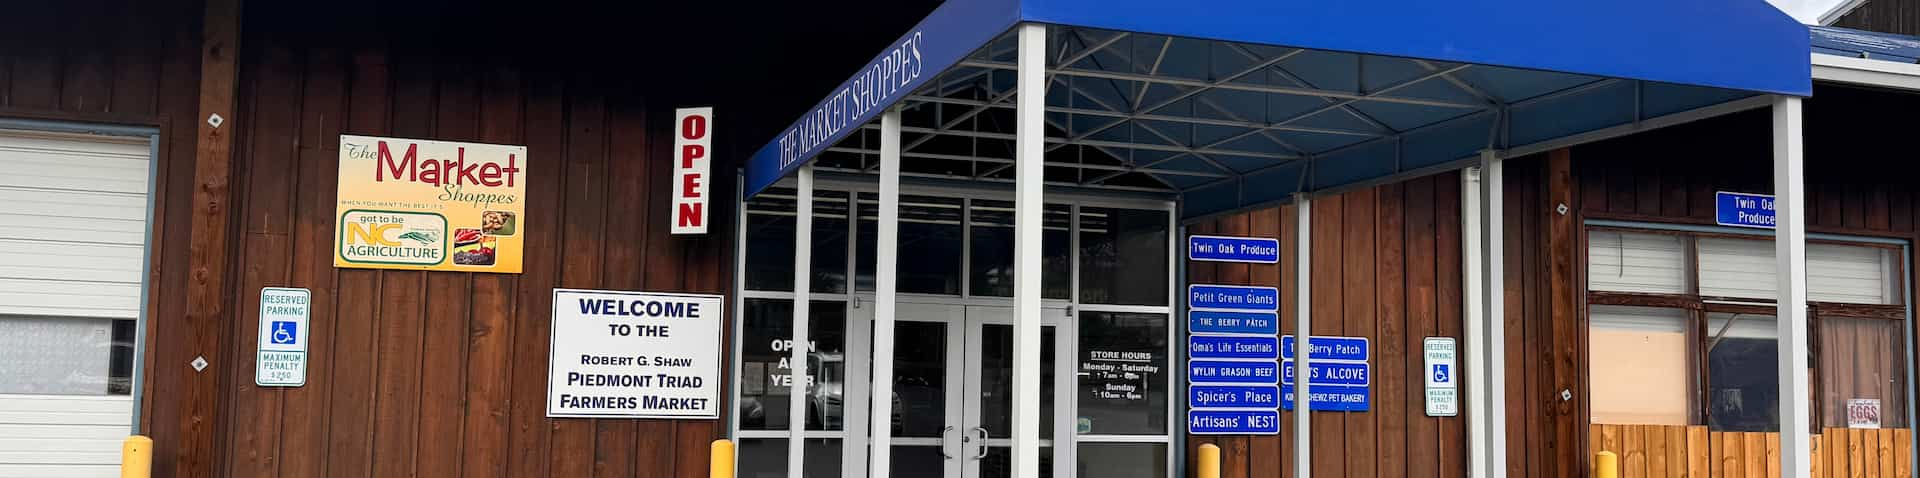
[334,135,529,274]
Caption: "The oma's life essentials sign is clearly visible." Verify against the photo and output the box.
[335,135,527,273]
[547,289,723,419]
[673,108,713,235]
[256,288,311,387]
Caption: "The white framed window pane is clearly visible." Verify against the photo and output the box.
[1587,231,1687,294]
[1587,306,1689,425]
[1698,237,1896,304]
[0,316,134,395]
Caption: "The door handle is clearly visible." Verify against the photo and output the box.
[941,425,955,459]
[971,427,990,460]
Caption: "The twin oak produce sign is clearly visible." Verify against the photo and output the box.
[257,127,725,420]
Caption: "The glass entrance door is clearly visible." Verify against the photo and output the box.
[962,305,1066,478]
[867,302,1069,478]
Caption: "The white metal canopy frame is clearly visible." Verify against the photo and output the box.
[746,1,1813,476]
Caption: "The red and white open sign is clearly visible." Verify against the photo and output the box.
[673,107,713,235]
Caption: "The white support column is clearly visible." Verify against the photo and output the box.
[1012,22,1047,478]
[788,165,814,478]
[868,108,904,478]
[1293,193,1312,478]
[1773,95,1812,478]
[1461,167,1487,478]
[1481,151,1508,478]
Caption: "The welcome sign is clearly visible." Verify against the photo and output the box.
[335,135,528,273]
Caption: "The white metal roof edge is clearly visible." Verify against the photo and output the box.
[1812,52,1920,91]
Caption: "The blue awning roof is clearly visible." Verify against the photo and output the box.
[745,0,1811,220]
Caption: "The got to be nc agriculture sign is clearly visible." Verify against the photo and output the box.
[334,135,528,274]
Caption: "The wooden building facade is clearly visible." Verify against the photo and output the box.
[4,0,1918,477]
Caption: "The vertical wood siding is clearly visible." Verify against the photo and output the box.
[1186,173,1468,477]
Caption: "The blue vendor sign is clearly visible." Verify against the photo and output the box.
[1189,310,1278,335]
[1190,385,1281,408]
[1188,235,1280,263]
[1715,191,1776,229]
[1281,360,1371,387]
[1189,360,1280,384]
[1188,410,1280,435]
[1281,335,1370,361]
[1188,335,1279,360]
[1188,285,1280,311]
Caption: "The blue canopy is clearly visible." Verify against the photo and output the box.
[745,0,1810,220]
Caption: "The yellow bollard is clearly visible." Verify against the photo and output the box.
[711,439,735,478]
[121,435,152,478]
[1594,451,1618,478]
[1197,443,1220,478]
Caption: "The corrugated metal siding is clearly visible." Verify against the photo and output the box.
[1698,237,1894,304]
[0,395,132,477]
[1587,231,1688,294]
[0,130,150,319]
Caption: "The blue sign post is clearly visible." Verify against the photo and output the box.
[1279,334,1373,412]
[1715,191,1776,229]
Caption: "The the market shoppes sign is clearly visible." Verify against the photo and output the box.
[334,135,529,273]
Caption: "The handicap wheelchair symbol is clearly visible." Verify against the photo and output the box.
[1431,364,1450,383]
[270,321,298,345]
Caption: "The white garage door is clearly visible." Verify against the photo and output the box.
[0,128,151,478]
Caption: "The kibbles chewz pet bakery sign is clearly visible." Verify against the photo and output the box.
[334,135,527,274]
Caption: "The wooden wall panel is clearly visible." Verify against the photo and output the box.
[1186,173,1466,477]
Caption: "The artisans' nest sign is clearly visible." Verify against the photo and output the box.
[334,135,528,273]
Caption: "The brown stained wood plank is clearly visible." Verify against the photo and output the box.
[1668,425,1688,478]
[1829,428,1849,478]
[369,271,428,478]
[1309,197,1345,476]
[1880,429,1896,478]
[1601,424,1620,456]
[1606,160,1635,217]
[108,0,158,117]
[458,63,524,478]
[1844,182,1869,231]
[1864,427,1882,476]
[611,97,671,478]
[1574,155,1606,215]
[322,47,391,478]
[1888,189,1912,233]
[414,61,482,478]
[1894,429,1911,478]
[1371,184,1409,478]
[1819,182,1844,230]
[222,40,301,478]
[1434,175,1466,478]
[504,74,565,478]
[1740,432,1762,478]
[1625,425,1647,478]
[1867,187,1892,232]
[554,76,611,478]
[1404,176,1441,477]
[279,47,347,478]
[1514,163,1544,478]
[1636,172,1662,217]
[1662,166,1689,219]
[587,94,638,478]
[1852,429,1866,478]
[1650,425,1671,478]
[1546,150,1583,476]
[174,0,242,476]
[1815,434,1824,478]
[1713,432,1730,477]
[1768,433,1781,478]
[1688,426,1710,478]
[1342,188,1379,478]
[60,37,111,114]
[224,235,290,478]
[144,3,203,473]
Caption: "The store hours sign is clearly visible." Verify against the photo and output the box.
[546,289,723,419]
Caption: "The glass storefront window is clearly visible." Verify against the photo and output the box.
[1078,207,1168,306]
[1076,312,1168,435]
[968,200,1071,299]
[739,298,848,431]
[744,188,851,293]
[1706,312,1779,432]
[1077,443,1167,478]
[1818,315,1909,428]
[737,438,842,478]
[857,194,963,294]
